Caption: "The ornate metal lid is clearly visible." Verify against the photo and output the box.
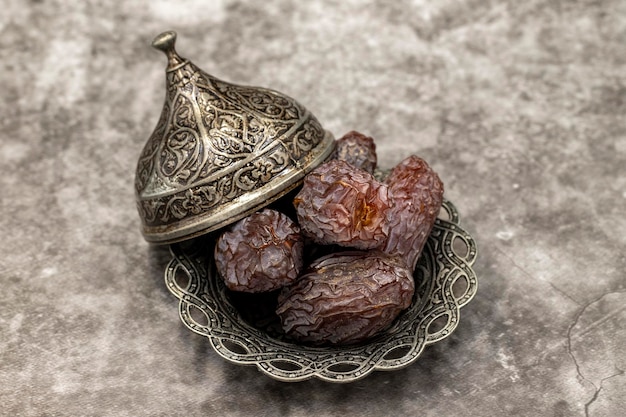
[135,31,335,244]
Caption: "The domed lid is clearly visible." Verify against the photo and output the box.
[135,31,335,244]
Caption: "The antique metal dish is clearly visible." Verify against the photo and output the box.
[135,31,334,244]
[164,199,478,383]
[138,31,478,382]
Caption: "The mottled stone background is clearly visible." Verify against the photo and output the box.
[1,0,625,416]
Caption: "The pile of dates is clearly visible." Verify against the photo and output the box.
[214,131,444,345]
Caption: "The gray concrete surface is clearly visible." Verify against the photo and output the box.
[1,0,624,416]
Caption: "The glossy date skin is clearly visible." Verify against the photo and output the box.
[214,140,444,344]
[276,251,414,345]
[383,155,444,270]
[293,160,392,250]
[214,209,304,292]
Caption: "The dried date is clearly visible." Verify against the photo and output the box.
[382,155,444,270]
[332,131,377,173]
[214,209,304,292]
[294,159,392,250]
[276,251,414,345]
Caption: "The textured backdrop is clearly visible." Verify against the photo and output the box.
[1,0,625,416]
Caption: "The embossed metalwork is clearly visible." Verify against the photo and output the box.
[135,31,335,243]
[165,199,478,383]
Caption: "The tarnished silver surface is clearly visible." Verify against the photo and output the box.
[135,31,335,244]
[165,199,478,383]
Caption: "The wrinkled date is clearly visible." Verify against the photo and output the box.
[294,160,392,250]
[213,133,445,346]
[276,251,415,345]
[214,209,304,292]
[332,131,378,173]
[383,155,444,270]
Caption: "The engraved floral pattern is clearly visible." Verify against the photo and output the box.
[135,102,169,193]
[136,57,329,229]
[252,158,274,182]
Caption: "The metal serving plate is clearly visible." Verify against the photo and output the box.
[164,199,477,383]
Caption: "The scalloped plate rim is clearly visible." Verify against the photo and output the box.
[165,199,478,383]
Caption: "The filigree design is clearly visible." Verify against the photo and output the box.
[136,32,337,243]
[211,79,305,121]
[135,102,170,193]
[165,199,478,382]
[141,143,294,225]
[136,57,329,229]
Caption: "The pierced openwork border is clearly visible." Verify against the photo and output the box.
[165,199,477,382]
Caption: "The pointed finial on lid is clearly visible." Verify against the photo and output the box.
[152,31,185,70]
[136,31,335,243]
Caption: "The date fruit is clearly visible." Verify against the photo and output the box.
[332,131,377,173]
[214,209,304,292]
[294,159,391,250]
[383,155,444,270]
[276,251,415,345]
